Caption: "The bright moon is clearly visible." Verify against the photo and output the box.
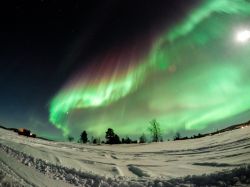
[236,29,250,43]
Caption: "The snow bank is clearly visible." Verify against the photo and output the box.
[0,126,250,186]
[1,142,250,187]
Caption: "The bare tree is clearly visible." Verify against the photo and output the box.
[148,119,162,142]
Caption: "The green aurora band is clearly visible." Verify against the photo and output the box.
[50,0,250,137]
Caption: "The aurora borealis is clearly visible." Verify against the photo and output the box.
[49,0,250,138]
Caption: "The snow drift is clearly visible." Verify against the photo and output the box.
[0,126,250,186]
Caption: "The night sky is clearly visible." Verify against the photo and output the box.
[1,0,250,140]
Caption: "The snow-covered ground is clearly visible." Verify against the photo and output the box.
[0,127,250,187]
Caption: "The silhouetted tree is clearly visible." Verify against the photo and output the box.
[68,135,74,142]
[121,138,125,143]
[91,137,101,144]
[174,132,181,140]
[139,133,147,143]
[114,134,121,144]
[80,130,88,143]
[128,137,132,143]
[122,136,132,144]
[131,140,138,143]
[105,128,115,144]
[148,119,162,142]
[105,128,120,144]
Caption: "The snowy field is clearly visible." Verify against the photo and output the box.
[0,127,250,187]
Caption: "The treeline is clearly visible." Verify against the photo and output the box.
[172,132,205,141]
[67,119,194,144]
[74,128,146,144]
[67,119,161,144]
[67,118,231,144]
